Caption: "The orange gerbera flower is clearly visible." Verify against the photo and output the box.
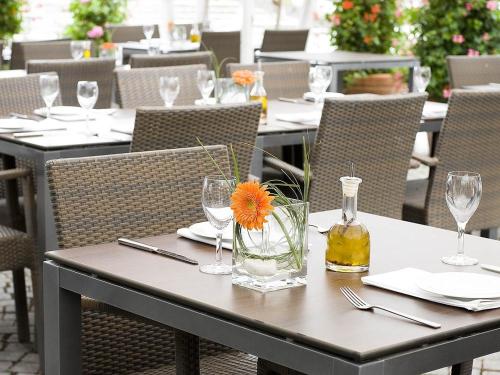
[232,70,255,86]
[342,0,354,10]
[231,181,274,230]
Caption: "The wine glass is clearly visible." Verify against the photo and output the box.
[172,25,187,44]
[413,66,431,93]
[39,75,59,119]
[77,81,99,135]
[442,171,482,266]
[70,41,84,60]
[200,176,235,275]
[197,70,215,105]
[309,65,333,105]
[143,24,155,40]
[159,76,180,107]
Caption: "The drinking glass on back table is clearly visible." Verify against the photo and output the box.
[77,81,99,135]
[309,66,333,105]
[197,70,216,105]
[159,76,180,107]
[39,75,59,119]
[70,41,84,60]
[443,171,482,266]
[143,24,155,40]
[200,176,235,275]
[413,66,431,93]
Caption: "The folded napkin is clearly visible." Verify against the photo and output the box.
[422,101,448,119]
[176,228,232,250]
[362,268,500,311]
[194,98,217,106]
[303,92,344,102]
[275,112,321,126]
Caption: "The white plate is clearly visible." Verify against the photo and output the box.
[189,221,233,241]
[0,119,26,129]
[416,272,500,299]
[35,106,83,117]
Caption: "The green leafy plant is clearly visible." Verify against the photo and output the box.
[408,0,500,100]
[0,0,23,41]
[65,0,127,44]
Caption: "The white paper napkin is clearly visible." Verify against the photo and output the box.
[362,268,500,311]
[176,228,232,250]
[422,101,448,119]
[303,92,344,102]
[275,112,321,126]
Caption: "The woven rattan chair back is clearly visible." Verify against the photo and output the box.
[447,55,500,89]
[0,73,62,117]
[130,51,213,69]
[260,29,309,52]
[115,64,204,108]
[226,61,309,100]
[47,146,230,249]
[131,103,261,180]
[109,24,160,43]
[10,40,72,70]
[425,90,500,231]
[309,93,427,219]
[26,58,116,108]
[201,31,240,76]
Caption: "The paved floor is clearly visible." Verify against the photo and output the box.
[0,269,498,375]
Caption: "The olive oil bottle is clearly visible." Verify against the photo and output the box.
[326,176,370,272]
[250,70,268,124]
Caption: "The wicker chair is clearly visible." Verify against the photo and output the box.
[10,40,72,70]
[130,51,213,69]
[265,94,427,219]
[109,24,160,43]
[115,64,204,108]
[0,167,39,345]
[200,31,240,76]
[260,29,309,52]
[404,90,500,232]
[447,55,500,89]
[46,146,257,374]
[131,103,261,180]
[26,58,115,108]
[226,61,309,100]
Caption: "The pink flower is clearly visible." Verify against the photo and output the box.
[80,0,91,3]
[465,2,473,11]
[391,38,399,47]
[452,34,465,44]
[87,25,104,39]
[467,48,480,57]
[482,32,491,41]
[329,14,341,26]
[486,0,497,10]
[395,8,402,17]
[443,87,451,99]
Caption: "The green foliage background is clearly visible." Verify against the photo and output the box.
[0,0,23,40]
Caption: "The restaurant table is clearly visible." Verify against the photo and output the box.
[0,101,444,252]
[44,210,500,374]
[257,51,420,92]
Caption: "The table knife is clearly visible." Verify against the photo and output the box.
[480,264,500,274]
[118,238,198,265]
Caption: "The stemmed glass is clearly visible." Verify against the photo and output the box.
[200,176,235,275]
[443,171,482,266]
[309,65,333,105]
[143,24,155,40]
[39,75,59,119]
[159,76,180,107]
[77,81,99,135]
[197,70,215,105]
[413,66,431,93]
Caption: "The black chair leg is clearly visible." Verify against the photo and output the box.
[451,360,474,375]
[13,268,30,343]
[174,329,200,375]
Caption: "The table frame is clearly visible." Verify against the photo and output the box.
[44,260,499,375]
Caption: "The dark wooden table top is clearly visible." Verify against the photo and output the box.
[45,210,500,362]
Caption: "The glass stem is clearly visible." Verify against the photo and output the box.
[215,231,223,265]
[457,222,466,257]
[86,110,90,134]
[47,105,51,120]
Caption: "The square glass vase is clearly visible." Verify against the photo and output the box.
[232,201,308,292]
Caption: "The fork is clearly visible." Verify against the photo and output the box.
[340,287,441,329]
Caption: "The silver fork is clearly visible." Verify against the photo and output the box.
[340,287,441,329]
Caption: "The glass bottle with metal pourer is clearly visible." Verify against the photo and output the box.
[250,70,268,124]
[325,172,370,272]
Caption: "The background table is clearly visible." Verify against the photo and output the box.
[258,51,420,92]
[44,210,500,374]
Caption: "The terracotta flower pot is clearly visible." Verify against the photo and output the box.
[345,73,408,95]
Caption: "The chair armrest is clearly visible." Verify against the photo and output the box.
[264,156,305,182]
[0,168,31,181]
[412,154,440,167]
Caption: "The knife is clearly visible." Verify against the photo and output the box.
[480,264,500,274]
[118,238,198,265]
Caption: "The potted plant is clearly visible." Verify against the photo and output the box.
[408,0,499,101]
[65,0,127,54]
[0,0,22,63]
[326,0,405,94]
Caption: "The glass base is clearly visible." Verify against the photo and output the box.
[441,255,478,266]
[325,262,369,273]
[199,263,232,275]
[232,274,307,293]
